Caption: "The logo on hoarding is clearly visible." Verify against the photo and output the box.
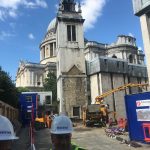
[136,101,142,107]
[136,100,150,107]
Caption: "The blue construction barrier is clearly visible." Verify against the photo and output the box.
[125,92,150,142]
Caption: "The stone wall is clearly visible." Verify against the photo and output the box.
[62,77,87,118]
[88,57,148,118]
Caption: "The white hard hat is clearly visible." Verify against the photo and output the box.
[50,115,73,134]
[0,115,19,141]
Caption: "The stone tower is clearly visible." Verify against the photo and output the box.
[56,0,87,117]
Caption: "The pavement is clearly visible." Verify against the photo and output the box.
[34,128,51,150]
[12,127,30,150]
[72,125,150,150]
[12,125,150,150]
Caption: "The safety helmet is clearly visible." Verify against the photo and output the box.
[50,115,73,134]
[0,115,19,141]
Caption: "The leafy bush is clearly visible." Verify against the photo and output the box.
[0,67,18,108]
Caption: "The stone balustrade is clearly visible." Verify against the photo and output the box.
[0,100,18,121]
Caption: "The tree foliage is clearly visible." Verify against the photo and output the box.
[17,87,30,93]
[43,72,57,103]
[0,67,18,107]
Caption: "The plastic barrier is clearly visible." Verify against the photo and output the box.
[143,123,150,142]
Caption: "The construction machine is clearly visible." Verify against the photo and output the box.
[83,104,108,127]
[83,83,148,127]
[95,83,148,121]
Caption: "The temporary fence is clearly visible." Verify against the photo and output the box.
[29,104,36,150]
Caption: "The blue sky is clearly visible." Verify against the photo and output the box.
[0,0,143,80]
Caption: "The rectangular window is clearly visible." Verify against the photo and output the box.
[72,25,76,41]
[26,96,32,102]
[26,112,31,119]
[67,25,76,42]
[37,95,40,102]
[45,96,51,104]
[67,25,71,41]
[73,107,80,117]
[43,48,45,58]
[54,42,56,56]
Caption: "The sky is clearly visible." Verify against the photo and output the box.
[0,0,143,81]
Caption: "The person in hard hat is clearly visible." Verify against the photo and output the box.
[0,115,19,150]
[50,115,85,150]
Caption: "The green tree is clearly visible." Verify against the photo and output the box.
[17,87,30,93]
[0,67,18,108]
[43,72,57,104]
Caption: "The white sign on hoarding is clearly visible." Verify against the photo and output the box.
[136,109,150,121]
[27,106,32,108]
[27,110,32,112]
[136,100,150,107]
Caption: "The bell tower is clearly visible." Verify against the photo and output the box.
[59,0,76,12]
[56,0,87,117]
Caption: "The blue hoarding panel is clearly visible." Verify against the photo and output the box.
[125,92,150,142]
[19,93,37,126]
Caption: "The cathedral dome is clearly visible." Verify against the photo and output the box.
[47,18,56,32]
[40,18,57,65]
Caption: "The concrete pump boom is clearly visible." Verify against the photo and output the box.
[95,83,148,103]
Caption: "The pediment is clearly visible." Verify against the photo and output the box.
[67,65,82,75]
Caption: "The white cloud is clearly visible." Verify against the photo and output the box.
[0,0,21,9]
[81,0,106,31]
[0,10,5,21]
[35,0,47,8]
[128,32,134,37]
[138,46,142,50]
[28,33,35,40]
[9,10,17,18]
[0,0,47,20]
[23,0,47,8]
[0,31,15,40]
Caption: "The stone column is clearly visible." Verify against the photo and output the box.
[30,72,32,85]
[32,72,34,86]
[59,78,65,113]
[35,74,37,86]
[53,42,55,56]
[40,49,42,61]
[140,14,150,86]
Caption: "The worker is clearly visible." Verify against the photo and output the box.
[100,105,109,124]
[0,115,19,150]
[50,114,85,150]
[45,113,50,128]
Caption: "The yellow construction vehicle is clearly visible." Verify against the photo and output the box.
[83,104,108,127]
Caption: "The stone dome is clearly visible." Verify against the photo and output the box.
[47,18,56,32]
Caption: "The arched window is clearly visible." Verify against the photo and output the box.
[50,43,53,57]
[129,54,133,63]
[112,55,117,58]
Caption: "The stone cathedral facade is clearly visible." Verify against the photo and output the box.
[16,0,148,118]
